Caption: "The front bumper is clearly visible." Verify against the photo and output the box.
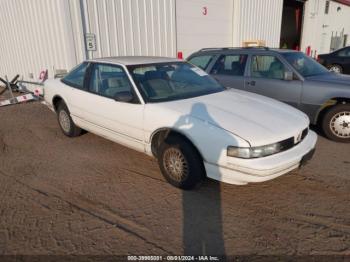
[205,130,317,185]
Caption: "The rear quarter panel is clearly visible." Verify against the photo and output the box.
[44,79,71,111]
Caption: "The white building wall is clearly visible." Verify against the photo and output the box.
[1,0,305,81]
[176,0,234,58]
[232,0,284,48]
[82,0,176,59]
[0,0,79,80]
[176,0,284,58]
[301,0,350,55]
[0,0,176,80]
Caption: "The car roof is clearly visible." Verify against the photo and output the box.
[89,56,182,65]
[190,47,300,56]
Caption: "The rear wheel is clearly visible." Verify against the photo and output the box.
[328,64,343,74]
[158,135,204,189]
[57,102,82,137]
[322,104,350,143]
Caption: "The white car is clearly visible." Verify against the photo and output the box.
[44,57,317,189]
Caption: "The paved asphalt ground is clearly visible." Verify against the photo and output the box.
[0,102,349,256]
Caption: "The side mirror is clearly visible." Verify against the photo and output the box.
[114,91,134,103]
[284,71,294,81]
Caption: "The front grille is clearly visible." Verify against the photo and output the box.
[301,128,309,141]
[278,128,309,153]
[279,137,295,152]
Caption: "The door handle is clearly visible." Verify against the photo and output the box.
[246,80,256,86]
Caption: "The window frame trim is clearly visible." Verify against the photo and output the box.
[85,62,142,104]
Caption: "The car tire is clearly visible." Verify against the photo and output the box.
[328,64,343,74]
[322,104,350,143]
[158,135,204,189]
[57,102,83,137]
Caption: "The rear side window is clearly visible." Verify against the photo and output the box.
[188,55,213,70]
[211,54,247,76]
[62,62,89,89]
[337,48,350,57]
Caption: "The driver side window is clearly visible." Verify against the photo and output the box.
[89,63,136,102]
[251,55,286,80]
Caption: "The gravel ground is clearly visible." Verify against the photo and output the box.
[0,102,349,256]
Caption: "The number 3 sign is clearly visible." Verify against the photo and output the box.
[202,6,207,15]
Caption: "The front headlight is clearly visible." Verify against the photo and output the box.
[227,143,282,159]
[228,128,309,159]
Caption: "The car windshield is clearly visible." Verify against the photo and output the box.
[128,62,225,103]
[282,52,330,77]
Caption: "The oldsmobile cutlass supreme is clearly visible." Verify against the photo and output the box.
[44,57,317,189]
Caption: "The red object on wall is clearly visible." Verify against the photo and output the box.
[306,46,311,56]
[177,51,183,59]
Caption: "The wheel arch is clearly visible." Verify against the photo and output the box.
[150,127,205,162]
[52,95,66,112]
[315,97,350,125]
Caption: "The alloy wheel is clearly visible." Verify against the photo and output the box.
[329,111,350,138]
[329,65,342,74]
[59,110,71,133]
[163,148,188,182]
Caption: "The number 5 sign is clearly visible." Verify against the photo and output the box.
[85,33,97,51]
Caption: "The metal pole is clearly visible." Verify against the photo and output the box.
[4,75,16,103]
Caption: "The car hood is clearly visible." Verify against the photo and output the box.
[155,89,309,146]
[306,73,350,86]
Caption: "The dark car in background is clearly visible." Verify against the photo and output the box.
[318,46,350,74]
[187,47,350,142]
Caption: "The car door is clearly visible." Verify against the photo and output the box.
[73,63,145,152]
[207,53,248,89]
[245,54,302,108]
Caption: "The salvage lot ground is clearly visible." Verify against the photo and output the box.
[0,102,349,256]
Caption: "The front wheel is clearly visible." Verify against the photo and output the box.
[57,102,83,137]
[322,104,350,143]
[158,135,204,189]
